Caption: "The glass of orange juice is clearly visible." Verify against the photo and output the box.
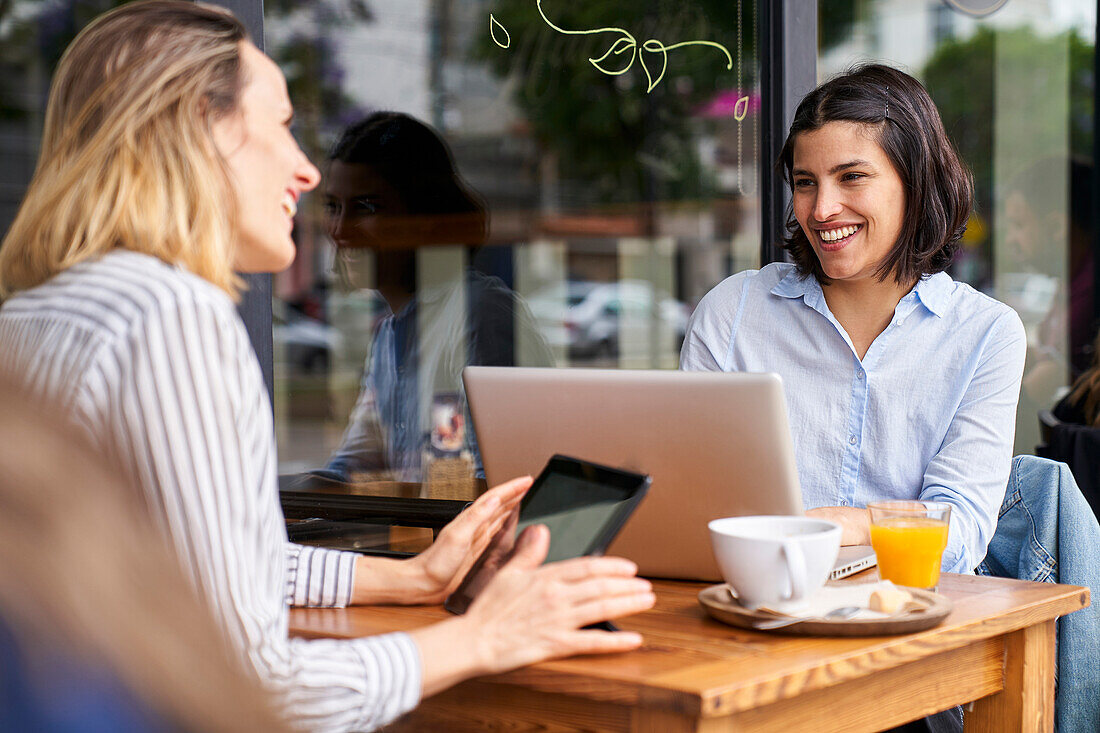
[868,501,951,589]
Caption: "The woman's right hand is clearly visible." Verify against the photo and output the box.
[410,524,655,697]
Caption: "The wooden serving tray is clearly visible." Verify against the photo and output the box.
[698,584,952,636]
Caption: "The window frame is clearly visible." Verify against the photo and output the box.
[207,0,274,403]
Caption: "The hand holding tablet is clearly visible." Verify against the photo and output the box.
[411,453,651,695]
[445,454,651,616]
[445,524,653,675]
[410,457,653,696]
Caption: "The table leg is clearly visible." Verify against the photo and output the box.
[965,619,1056,732]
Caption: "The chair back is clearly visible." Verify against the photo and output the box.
[1035,412,1100,521]
[1036,409,1059,454]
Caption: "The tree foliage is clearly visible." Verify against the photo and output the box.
[476,0,754,205]
[923,26,1094,220]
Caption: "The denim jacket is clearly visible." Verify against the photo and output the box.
[977,455,1100,733]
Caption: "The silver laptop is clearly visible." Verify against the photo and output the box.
[464,367,875,581]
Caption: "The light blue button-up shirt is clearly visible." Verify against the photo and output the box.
[680,262,1026,573]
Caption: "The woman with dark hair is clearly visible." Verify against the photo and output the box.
[327,111,490,295]
[320,112,553,483]
[682,64,1026,575]
[1058,330,1100,428]
[1045,329,1100,506]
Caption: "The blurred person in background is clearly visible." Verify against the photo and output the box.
[0,3,654,731]
[1044,329,1100,508]
[1000,158,1096,452]
[1055,328,1100,427]
[0,372,290,733]
[320,112,554,485]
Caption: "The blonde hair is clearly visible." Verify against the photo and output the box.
[0,0,247,299]
[0,371,290,732]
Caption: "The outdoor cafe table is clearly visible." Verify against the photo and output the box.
[289,573,1088,732]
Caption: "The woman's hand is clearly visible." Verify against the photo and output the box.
[405,476,531,603]
[410,524,655,697]
[805,506,871,545]
[351,476,530,605]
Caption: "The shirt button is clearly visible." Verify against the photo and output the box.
[857,370,865,380]
[849,436,858,445]
[839,499,849,506]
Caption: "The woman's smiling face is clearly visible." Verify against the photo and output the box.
[791,121,907,285]
[212,42,321,273]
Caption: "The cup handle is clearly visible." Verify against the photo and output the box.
[781,539,808,601]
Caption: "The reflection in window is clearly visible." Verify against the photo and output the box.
[0,1,135,236]
[270,0,761,484]
[317,112,553,490]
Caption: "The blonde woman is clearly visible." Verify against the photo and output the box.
[0,372,290,732]
[0,2,654,731]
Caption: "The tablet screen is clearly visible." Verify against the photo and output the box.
[444,454,649,615]
[516,466,639,562]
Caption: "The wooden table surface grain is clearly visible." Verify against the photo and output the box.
[289,573,1088,732]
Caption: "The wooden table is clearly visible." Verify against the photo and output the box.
[289,573,1088,732]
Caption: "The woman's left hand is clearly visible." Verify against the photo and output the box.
[405,476,531,603]
[805,506,871,546]
[351,476,531,605]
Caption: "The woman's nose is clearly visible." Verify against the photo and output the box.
[813,186,843,221]
[296,152,321,192]
[327,210,348,240]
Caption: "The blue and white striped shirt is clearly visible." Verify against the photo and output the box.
[681,262,1027,573]
[0,250,421,732]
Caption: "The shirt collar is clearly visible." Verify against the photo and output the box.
[771,267,951,318]
[770,267,827,313]
[771,267,818,299]
[911,271,952,318]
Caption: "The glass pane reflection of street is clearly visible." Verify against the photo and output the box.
[266,0,762,490]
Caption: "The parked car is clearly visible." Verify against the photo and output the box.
[527,280,689,360]
[524,280,597,350]
[272,299,345,376]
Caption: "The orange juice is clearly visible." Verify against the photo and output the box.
[870,517,949,588]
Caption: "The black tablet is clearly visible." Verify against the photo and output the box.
[444,454,650,616]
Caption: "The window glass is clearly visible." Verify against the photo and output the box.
[269,0,762,488]
[1,2,132,234]
[819,0,1096,455]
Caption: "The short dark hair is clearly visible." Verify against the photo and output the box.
[779,64,972,285]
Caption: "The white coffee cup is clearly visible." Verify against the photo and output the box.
[708,515,842,610]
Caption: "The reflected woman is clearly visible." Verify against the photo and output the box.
[320,112,553,484]
[682,64,1026,576]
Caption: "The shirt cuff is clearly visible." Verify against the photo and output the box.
[349,631,423,729]
[285,543,359,607]
[942,526,977,575]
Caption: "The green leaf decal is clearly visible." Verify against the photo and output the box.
[489,13,511,49]
[589,35,637,76]
[734,94,750,121]
[639,40,669,93]
[535,1,733,93]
